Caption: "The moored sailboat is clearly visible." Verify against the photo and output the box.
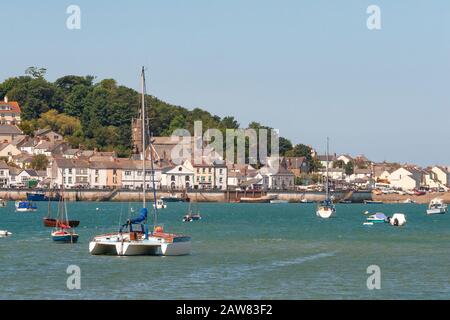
[51,184,78,243]
[43,188,80,228]
[89,67,191,256]
[316,137,336,219]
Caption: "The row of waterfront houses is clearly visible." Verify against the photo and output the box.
[0,97,449,192]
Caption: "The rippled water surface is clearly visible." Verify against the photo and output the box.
[1,201,449,299]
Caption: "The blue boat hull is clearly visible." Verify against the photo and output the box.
[52,234,79,243]
[27,193,62,202]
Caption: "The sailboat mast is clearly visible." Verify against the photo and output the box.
[141,67,147,209]
[326,137,329,200]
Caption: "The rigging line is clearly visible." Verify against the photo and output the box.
[143,67,159,227]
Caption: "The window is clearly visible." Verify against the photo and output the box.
[68,168,72,174]
[125,171,132,176]
[208,168,212,173]
[186,176,190,181]
[95,177,99,183]
[219,169,223,175]
[171,175,175,182]
[68,177,73,184]
[202,168,206,173]
[219,177,223,183]
[95,170,99,175]
[208,176,211,182]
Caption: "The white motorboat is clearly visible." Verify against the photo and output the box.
[153,199,167,209]
[0,230,12,237]
[316,137,336,219]
[389,213,407,226]
[426,198,447,215]
[403,198,415,204]
[89,67,191,256]
[15,201,37,212]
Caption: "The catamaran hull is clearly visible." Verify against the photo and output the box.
[89,239,191,256]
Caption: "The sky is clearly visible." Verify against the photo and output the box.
[1,0,449,166]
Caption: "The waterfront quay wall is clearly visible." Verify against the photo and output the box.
[0,188,372,203]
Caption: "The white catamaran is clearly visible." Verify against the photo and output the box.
[89,67,191,256]
[316,137,336,219]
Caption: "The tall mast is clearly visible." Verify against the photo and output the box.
[141,67,147,209]
[326,137,329,200]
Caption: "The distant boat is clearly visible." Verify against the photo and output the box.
[153,199,167,209]
[27,191,61,202]
[239,195,275,203]
[270,199,289,204]
[0,230,12,237]
[15,201,37,212]
[389,213,407,226]
[43,188,79,228]
[403,198,415,204]
[364,200,383,204]
[300,199,314,204]
[316,137,336,219]
[51,183,78,243]
[183,194,202,222]
[339,200,352,204]
[426,198,447,215]
[161,194,189,202]
[366,213,388,223]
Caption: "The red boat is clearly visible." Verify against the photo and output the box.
[43,217,80,228]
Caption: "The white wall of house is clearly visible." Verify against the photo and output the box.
[121,169,162,189]
[214,166,227,190]
[0,168,9,187]
[389,168,422,190]
[431,167,450,187]
[0,144,21,159]
[162,163,194,190]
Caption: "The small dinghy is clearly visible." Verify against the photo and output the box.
[0,230,12,237]
[366,213,388,223]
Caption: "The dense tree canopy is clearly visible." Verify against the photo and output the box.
[1,67,314,164]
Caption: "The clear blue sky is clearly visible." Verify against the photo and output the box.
[1,1,449,166]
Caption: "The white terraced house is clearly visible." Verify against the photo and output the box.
[0,161,10,187]
[119,159,163,190]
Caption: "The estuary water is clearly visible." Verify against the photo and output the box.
[1,201,449,300]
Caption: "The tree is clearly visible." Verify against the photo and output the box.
[279,137,293,156]
[345,161,355,175]
[30,154,49,171]
[25,66,47,79]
